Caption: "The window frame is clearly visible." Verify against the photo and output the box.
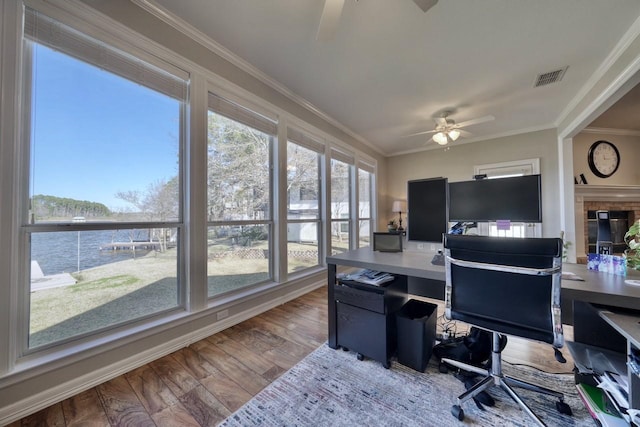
[285,132,324,275]
[19,11,189,353]
[206,89,277,297]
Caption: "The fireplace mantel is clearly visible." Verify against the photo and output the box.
[575,185,640,201]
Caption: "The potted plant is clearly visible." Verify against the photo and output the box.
[624,220,640,270]
[387,219,398,232]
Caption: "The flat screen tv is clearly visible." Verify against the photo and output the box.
[407,177,448,242]
[448,174,542,222]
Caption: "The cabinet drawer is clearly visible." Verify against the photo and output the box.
[336,302,389,363]
[334,282,385,313]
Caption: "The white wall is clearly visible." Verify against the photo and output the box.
[386,128,561,242]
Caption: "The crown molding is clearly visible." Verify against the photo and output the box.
[581,127,640,137]
[130,0,384,157]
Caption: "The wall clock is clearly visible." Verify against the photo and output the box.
[587,140,620,178]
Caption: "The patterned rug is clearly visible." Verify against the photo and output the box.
[220,344,593,427]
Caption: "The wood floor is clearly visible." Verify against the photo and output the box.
[9,286,575,427]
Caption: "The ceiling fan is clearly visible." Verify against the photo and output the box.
[317,0,439,41]
[408,112,496,146]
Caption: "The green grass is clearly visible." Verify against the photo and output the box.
[29,240,330,347]
[68,274,139,292]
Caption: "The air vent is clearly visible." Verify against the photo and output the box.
[534,67,568,87]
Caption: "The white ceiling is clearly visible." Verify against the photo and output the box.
[149,0,640,156]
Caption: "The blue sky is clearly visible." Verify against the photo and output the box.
[30,44,180,212]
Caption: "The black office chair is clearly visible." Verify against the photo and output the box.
[442,234,572,426]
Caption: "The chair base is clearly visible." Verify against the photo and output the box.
[441,332,571,427]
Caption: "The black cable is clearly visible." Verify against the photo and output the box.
[502,359,575,376]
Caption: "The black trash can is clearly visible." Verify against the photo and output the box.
[396,299,437,372]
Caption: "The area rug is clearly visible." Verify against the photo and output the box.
[220,344,593,427]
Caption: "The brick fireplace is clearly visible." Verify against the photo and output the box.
[574,185,640,263]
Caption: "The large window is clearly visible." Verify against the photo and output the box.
[330,156,352,254]
[286,129,323,273]
[357,166,374,248]
[5,4,377,361]
[23,9,186,349]
[207,93,274,297]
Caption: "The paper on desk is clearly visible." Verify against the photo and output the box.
[561,271,584,281]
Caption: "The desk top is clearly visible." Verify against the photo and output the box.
[599,310,640,347]
[327,247,640,310]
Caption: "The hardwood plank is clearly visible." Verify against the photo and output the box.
[125,364,180,415]
[209,325,286,354]
[213,330,287,378]
[178,384,231,427]
[260,307,328,343]
[61,388,110,427]
[262,339,320,371]
[151,402,201,427]
[149,353,201,399]
[190,340,270,395]
[200,369,253,412]
[281,299,328,323]
[242,315,324,350]
[172,346,220,380]
[20,402,65,427]
[95,376,155,427]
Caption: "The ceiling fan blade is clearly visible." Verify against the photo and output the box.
[405,129,437,137]
[454,115,495,129]
[317,0,345,41]
[413,0,438,13]
[458,129,472,138]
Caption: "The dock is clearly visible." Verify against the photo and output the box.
[99,241,162,251]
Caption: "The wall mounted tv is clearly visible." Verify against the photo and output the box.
[407,177,448,242]
[448,174,542,222]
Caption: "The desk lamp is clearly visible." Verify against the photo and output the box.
[392,200,407,234]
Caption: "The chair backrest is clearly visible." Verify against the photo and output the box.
[443,235,564,348]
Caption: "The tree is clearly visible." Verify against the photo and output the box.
[115,178,178,251]
[207,113,271,223]
[31,194,111,220]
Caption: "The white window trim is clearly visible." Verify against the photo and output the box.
[472,158,541,237]
[474,158,540,178]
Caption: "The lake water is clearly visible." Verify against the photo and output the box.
[31,230,153,275]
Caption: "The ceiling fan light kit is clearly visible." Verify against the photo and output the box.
[433,130,460,145]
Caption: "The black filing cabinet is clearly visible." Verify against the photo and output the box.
[334,276,407,368]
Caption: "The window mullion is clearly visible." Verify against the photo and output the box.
[187,73,208,312]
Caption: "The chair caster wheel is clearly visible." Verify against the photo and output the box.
[451,405,464,421]
[382,360,391,369]
[556,400,572,416]
[356,353,364,361]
